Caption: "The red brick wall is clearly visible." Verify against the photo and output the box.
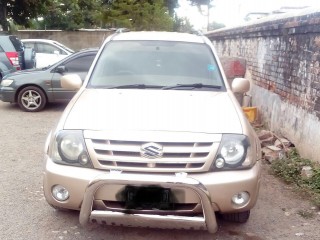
[207,10,320,119]
[206,9,320,162]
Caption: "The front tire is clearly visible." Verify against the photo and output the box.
[221,210,250,223]
[17,86,47,112]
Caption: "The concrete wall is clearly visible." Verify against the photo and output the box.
[207,8,320,163]
[15,30,114,50]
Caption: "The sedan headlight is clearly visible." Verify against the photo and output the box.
[212,134,250,170]
[0,79,14,87]
[50,130,92,168]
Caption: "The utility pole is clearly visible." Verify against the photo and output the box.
[206,1,214,32]
[207,3,211,31]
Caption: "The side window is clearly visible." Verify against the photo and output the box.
[58,48,68,55]
[9,36,24,51]
[64,54,95,72]
[23,42,35,49]
[37,43,61,54]
[0,45,4,52]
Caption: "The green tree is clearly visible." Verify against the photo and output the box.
[173,16,194,33]
[188,0,214,31]
[189,0,211,6]
[40,0,176,31]
[0,0,180,32]
[104,0,178,16]
[103,0,174,31]
[39,0,103,30]
[0,0,49,32]
[164,0,179,16]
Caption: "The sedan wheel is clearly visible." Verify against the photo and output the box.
[18,86,47,112]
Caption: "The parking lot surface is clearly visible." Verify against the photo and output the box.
[0,101,319,240]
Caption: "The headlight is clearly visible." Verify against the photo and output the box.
[212,134,250,170]
[50,130,92,168]
[60,134,84,161]
[0,79,14,87]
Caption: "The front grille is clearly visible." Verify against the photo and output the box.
[84,131,220,172]
[95,149,209,158]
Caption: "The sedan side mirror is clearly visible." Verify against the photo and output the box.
[61,74,82,90]
[55,66,66,74]
[54,50,60,55]
[232,78,250,93]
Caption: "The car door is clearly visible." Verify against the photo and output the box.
[35,42,68,69]
[51,52,96,101]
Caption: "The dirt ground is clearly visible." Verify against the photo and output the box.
[0,101,320,240]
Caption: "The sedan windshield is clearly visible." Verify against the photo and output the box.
[88,40,224,90]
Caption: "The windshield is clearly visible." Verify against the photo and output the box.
[88,40,224,90]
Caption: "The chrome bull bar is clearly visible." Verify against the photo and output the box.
[79,173,218,233]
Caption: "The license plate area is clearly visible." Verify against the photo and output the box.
[124,186,173,210]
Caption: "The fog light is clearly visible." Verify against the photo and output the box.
[215,158,225,168]
[79,153,89,165]
[52,185,69,201]
[232,192,249,206]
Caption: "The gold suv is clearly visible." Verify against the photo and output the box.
[43,31,261,233]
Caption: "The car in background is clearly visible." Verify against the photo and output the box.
[0,35,36,73]
[0,48,97,112]
[22,39,74,69]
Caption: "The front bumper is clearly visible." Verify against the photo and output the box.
[43,159,261,233]
[0,87,15,102]
[80,173,217,233]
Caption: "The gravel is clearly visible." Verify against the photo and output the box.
[1,101,319,240]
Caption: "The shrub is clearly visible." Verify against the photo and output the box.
[270,148,320,206]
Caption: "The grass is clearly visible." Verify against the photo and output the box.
[297,209,315,219]
[270,148,320,207]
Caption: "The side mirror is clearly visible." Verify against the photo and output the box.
[61,74,82,90]
[53,50,60,55]
[55,66,66,74]
[232,77,250,93]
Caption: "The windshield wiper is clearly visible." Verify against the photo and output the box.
[162,83,222,90]
[108,84,164,89]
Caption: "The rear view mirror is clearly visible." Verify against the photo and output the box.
[61,74,82,90]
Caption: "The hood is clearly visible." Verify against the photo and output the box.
[5,68,44,78]
[63,89,243,134]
